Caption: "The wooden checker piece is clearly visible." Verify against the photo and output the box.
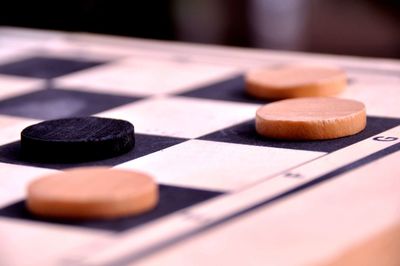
[0,28,399,266]
[27,167,158,220]
[245,64,347,100]
[21,117,135,162]
[256,97,366,140]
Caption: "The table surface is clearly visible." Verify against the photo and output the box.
[0,27,399,266]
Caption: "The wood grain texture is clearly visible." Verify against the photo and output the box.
[245,64,347,100]
[0,28,399,266]
[326,222,400,266]
[256,97,366,140]
[21,116,135,162]
[27,167,158,219]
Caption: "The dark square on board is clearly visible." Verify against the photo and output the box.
[0,185,222,232]
[199,116,400,153]
[178,75,267,104]
[0,87,142,120]
[0,134,188,170]
[0,56,105,79]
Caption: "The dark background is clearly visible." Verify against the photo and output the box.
[1,0,400,58]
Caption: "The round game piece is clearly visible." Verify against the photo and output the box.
[256,97,366,140]
[245,64,347,100]
[21,117,135,162]
[27,167,158,220]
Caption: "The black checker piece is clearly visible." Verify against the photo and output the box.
[0,134,187,170]
[21,117,135,163]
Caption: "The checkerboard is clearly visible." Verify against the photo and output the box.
[0,27,399,266]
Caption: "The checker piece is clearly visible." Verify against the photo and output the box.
[27,167,158,219]
[246,64,347,100]
[21,117,135,162]
[256,97,366,140]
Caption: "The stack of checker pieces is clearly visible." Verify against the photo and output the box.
[0,28,399,265]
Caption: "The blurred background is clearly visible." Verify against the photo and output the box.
[1,0,400,58]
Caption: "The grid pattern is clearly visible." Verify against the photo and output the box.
[0,54,247,233]
[0,33,398,265]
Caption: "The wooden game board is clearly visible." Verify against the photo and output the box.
[0,27,399,266]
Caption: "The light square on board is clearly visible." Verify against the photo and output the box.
[339,77,400,119]
[0,115,39,146]
[55,57,241,97]
[0,74,44,100]
[98,96,260,139]
[117,139,324,192]
[0,28,65,50]
[0,163,57,208]
[0,48,37,65]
